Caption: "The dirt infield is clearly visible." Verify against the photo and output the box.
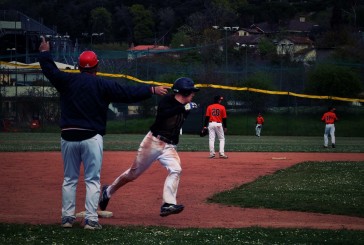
[0,152,363,230]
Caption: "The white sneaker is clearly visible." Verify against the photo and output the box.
[209,154,215,159]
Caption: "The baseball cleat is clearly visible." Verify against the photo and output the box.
[99,185,110,211]
[84,219,102,230]
[209,154,215,159]
[332,144,335,148]
[61,216,75,228]
[219,154,228,159]
[160,203,184,217]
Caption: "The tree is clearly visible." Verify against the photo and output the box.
[205,0,246,26]
[257,37,276,59]
[305,64,362,98]
[156,7,176,45]
[113,5,133,44]
[90,7,112,38]
[130,4,155,44]
[170,30,191,48]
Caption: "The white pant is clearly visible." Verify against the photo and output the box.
[324,124,336,146]
[255,124,262,137]
[208,122,225,156]
[61,134,103,222]
[109,131,182,205]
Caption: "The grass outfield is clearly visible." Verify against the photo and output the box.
[0,224,363,244]
[0,133,363,244]
[0,132,363,152]
[209,161,364,218]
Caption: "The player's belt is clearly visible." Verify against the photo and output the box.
[152,132,175,144]
[210,121,221,123]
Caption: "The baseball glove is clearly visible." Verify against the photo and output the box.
[200,127,208,137]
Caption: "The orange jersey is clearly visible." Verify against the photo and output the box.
[321,111,338,124]
[256,116,264,124]
[205,103,227,123]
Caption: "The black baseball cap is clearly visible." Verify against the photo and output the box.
[214,95,223,102]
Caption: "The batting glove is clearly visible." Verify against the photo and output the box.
[184,102,198,111]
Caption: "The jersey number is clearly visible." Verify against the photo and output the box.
[212,109,220,116]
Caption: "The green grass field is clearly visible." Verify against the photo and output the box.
[0,132,363,244]
[1,133,363,152]
[1,223,363,244]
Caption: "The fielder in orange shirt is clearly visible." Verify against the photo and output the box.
[203,95,228,159]
[255,113,264,137]
[321,107,338,148]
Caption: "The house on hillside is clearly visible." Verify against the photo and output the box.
[285,16,318,36]
[127,44,170,61]
[250,22,279,36]
[251,16,318,37]
[232,35,263,53]
[277,36,316,63]
[236,27,261,37]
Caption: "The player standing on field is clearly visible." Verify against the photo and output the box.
[255,113,264,137]
[321,106,338,148]
[203,95,228,159]
[38,36,168,229]
[99,77,200,217]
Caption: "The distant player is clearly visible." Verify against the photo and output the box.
[321,107,338,148]
[203,95,228,159]
[255,113,264,137]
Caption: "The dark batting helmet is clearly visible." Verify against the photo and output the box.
[172,77,199,96]
[78,51,99,69]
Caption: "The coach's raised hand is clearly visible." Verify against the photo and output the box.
[39,36,50,52]
[152,86,169,96]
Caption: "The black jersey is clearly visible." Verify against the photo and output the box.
[150,94,190,145]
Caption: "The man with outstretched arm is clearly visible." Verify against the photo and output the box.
[38,36,168,229]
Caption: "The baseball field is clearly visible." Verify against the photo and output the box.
[0,133,363,244]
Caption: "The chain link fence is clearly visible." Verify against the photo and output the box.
[1,49,363,135]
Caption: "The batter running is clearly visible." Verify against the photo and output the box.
[99,77,199,216]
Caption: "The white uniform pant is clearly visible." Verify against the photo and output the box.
[208,122,225,155]
[109,131,181,205]
[61,134,103,222]
[324,124,335,146]
[255,124,262,137]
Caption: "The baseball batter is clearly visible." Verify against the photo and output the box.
[321,107,338,148]
[203,95,228,159]
[255,113,264,137]
[99,77,199,217]
[38,37,168,229]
